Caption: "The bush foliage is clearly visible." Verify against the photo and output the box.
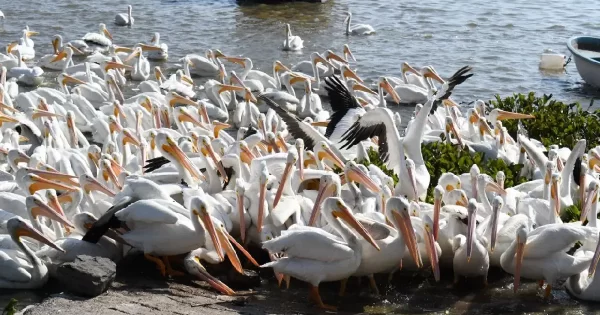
[490,92,600,149]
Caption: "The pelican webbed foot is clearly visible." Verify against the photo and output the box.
[544,284,553,299]
[309,285,337,311]
[368,274,380,295]
[339,278,348,297]
[145,253,166,277]
[162,256,185,276]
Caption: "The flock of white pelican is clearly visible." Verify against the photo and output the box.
[0,5,600,311]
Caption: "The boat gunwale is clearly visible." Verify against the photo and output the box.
[567,36,600,66]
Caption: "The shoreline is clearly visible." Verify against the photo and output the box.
[5,254,597,315]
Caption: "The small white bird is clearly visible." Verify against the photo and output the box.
[115,5,134,26]
[282,24,303,51]
[345,12,375,36]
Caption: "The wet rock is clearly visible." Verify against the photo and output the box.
[55,255,116,297]
[226,268,261,290]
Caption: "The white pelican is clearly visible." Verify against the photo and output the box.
[282,24,303,51]
[297,77,329,122]
[113,196,223,277]
[351,197,426,294]
[146,33,168,61]
[501,224,598,298]
[115,5,134,26]
[7,51,44,87]
[14,29,37,60]
[185,50,221,77]
[344,12,375,36]
[125,46,160,81]
[38,35,85,70]
[566,233,600,301]
[81,23,113,52]
[0,217,65,289]
[262,197,380,310]
[452,199,489,285]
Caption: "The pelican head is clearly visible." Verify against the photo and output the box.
[7,217,64,252]
[432,185,444,241]
[404,158,418,200]
[488,108,535,124]
[25,195,75,229]
[344,161,381,193]
[324,197,380,250]
[489,196,504,252]
[379,77,401,104]
[272,151,298,208]
[465,198,478,262]
[316,141,345,170]
[294,139,305,180]
[401,62,420,76]
[235,179,247,243]
[496,171,506,189]
[99,23,113,41]
[386,197,421,267]
[343,44,356,62]
[438,172,460,192]
[189,197,223,261]
[444,189,469,207]
[156,133,204,183]
[256,162,270,233]
[308,174,340,226]
[422,66,444,84]
[581,181,599,223]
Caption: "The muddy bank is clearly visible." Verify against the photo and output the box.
[2,254,598,315]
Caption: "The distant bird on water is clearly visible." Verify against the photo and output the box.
[115,5,134,26]
[345,12,375,36]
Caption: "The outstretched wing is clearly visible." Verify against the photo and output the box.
[340,107,393,162]
[324,76,363,139]
[431,66,473,113]
[257,92,324,150]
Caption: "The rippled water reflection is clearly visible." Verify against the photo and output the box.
[2,0,599,109]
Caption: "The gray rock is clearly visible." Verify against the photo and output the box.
[55,255,116,297]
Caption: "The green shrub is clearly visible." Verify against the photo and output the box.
[360,143,527,203]
[2,299,17,315]
[490,92,600,149]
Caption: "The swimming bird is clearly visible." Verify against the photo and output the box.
[282,24,303,51]
[344,12,375,36]
[115,5,134,26]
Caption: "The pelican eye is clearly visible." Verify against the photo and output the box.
[266,236,272,241]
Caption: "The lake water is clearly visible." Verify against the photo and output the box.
[2,0,600,112]
[1,0,600,313]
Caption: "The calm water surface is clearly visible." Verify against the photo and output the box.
[1,0,600,313]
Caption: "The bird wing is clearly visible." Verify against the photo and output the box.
[0,251,32,283]
[525,224,598,258]
[324,76,365,139]
[271,196,301,227]
[115,199,181,225]
[356,216,393,240]
[262,228,354,262]
[340,107,397,163]
[257,93,325,150]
